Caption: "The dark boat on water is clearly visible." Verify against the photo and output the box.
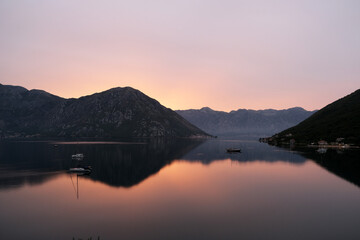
[68,166,92,174]
[226,148,241,153]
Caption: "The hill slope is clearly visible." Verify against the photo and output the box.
[272,89,360,144]
[0,84,209,139]
[176,107,316,137]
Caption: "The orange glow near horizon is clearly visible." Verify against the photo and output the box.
[1,1,359,112]
[7,75,345,112]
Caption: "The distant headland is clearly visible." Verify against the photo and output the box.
[260,89,360,147]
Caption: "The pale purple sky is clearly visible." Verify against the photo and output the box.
[0,0,359,111]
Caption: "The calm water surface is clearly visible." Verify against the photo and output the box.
[0,139,360,240]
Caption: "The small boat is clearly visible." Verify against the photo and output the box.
[226,148,241,153]
[68,167,91,174]
[72,153,84,160]
[316,148,327,154]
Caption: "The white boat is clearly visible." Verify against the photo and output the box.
[317,148,327,154]
[71,153,84,160]
[68,167,91,173]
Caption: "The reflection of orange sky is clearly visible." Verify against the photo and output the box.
[0,159,353,211]
[2,159,360,240]
[5,159,350,219]
[65,159,351,206]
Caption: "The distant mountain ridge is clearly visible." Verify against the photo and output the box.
[270,89,360,144]
[0,84,209,139]
[176,107,316,137]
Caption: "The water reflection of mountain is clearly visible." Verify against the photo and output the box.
[84,139,204,187]
[187,140,360,189]
[4,140,359,190]
[297,148,360,188]
[182,140,307,164]
[0,141,65,190]
[0,139,204,189]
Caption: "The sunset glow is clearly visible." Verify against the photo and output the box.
[1,0,359,111]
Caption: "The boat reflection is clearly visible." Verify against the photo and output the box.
[68,172,91,199]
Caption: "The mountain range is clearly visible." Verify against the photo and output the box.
[176,107,316,138]
[0,84,209,139]
[4,83,357,143]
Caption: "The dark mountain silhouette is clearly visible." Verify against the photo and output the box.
[176,107,315,138]
[0,84,209,138]
[271,89,360,144]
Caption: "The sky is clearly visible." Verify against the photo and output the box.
[0,0,359,111]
